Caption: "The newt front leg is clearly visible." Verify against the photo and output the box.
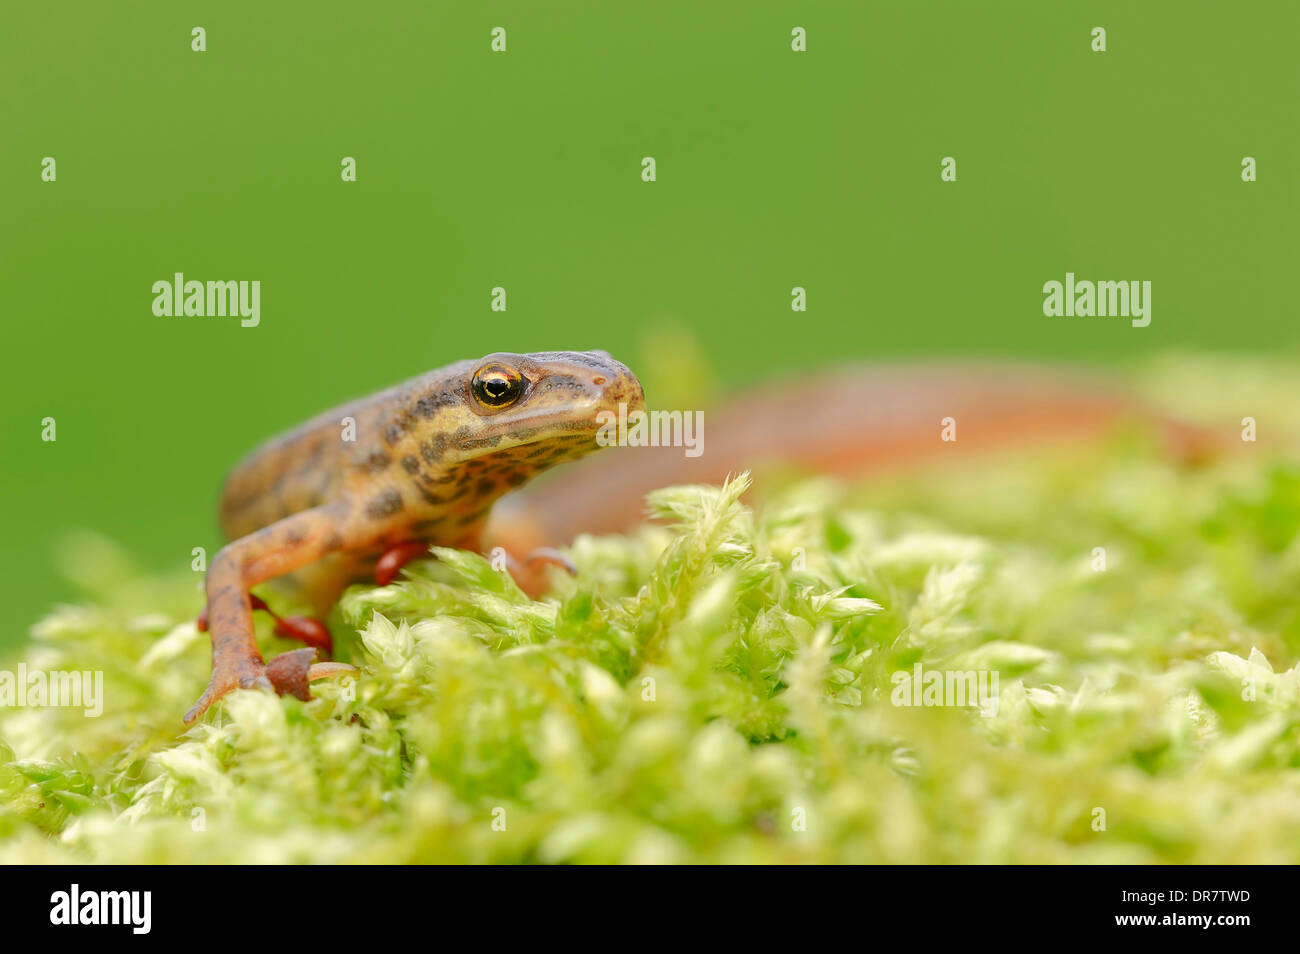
[186,503,358,723]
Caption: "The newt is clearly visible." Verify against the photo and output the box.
[187,351,644,723]
[191,354,1214,724]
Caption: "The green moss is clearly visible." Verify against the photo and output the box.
[5,360,1300,862]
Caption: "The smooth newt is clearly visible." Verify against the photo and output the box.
[188,350,643,723]
[192,355,1214,724]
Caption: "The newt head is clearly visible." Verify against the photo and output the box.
[445,350,646,469]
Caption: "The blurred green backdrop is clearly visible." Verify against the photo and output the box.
[1,0,1297,643]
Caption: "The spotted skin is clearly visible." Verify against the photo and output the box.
[187,351,644,723]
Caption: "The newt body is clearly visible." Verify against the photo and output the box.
[191,353,1212,724]
[188,351,643,722]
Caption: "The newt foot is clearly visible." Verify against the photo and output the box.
[501,546,578,597]
[184,657,273,724]
[523,547,577,576]
[184,650,360,723]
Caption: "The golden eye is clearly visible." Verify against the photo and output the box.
[471,364,524,408]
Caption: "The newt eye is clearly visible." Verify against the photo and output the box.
[471,364,524,408]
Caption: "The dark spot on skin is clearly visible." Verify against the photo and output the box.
[384,422,406,446]
[359,450,391,473]
[421,434,448,463]
[419,471,451,489]
[401,455,420,474]
[476,478,495,497]
[325,533,344,550]
[284,527,306,545]
[414,391,455,418]
[505,471,529,487]
[414,484,447,506]
[365,489,404,519]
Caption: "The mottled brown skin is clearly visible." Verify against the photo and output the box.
[187,351,644,723]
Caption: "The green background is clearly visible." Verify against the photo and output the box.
[1,0,1296,643]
